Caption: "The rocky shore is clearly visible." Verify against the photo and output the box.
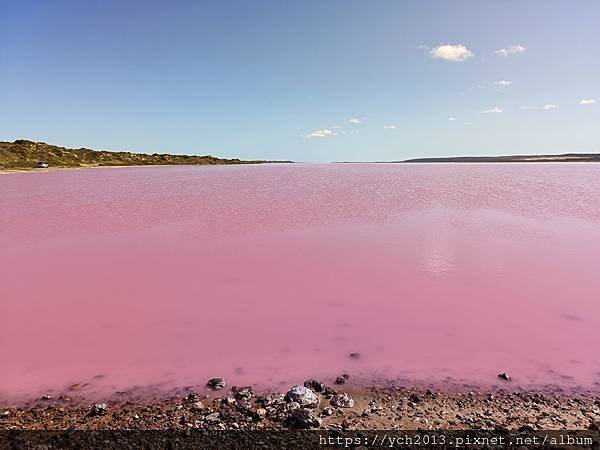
[2,380,599,431]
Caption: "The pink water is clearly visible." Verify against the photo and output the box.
[1,164,600,403]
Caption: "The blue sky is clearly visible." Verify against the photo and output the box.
[1,0,599,162]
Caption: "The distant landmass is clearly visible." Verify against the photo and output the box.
[402,154,600,163]
[0,140,290,170]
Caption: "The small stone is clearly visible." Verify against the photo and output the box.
[260,393,285,406]
[224,395,237,405]
[409,393,421,403]
[0,411,9,418]
[498,372,512,382]
[70,383,81,391]
[41,394,54,400]
[304,379,325,393]
[89,403,108,417]
[185,392,199,402]
[205,412,221,423]
[191,401,205,411]
[322,407,334,416]
[254,408,267,420]
[330,393,355,408]
[207,378,226,390]
[232,385,253,399]
[349,352,361,359]
[335,376,347,385]
[285,409,323,429]
[284,385,319,408]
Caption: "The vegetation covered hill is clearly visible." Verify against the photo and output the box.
[0,140,283,170]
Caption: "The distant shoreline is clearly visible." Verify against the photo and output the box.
[401,154,600,163]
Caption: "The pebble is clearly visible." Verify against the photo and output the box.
[335,376,347,385]
[410,393,421,403]
[498,373,512,382]
[284,385,319,408]
[185,392,199,403]
[89,403,108,417]
[285,409,323,429]
[322,407,334,416]
[232,386,253,399]
[304,379,325,393]
[191,402,205,411]
[41,394,54,400]
[330,393,355,408]
[207,378,226,390]
[205,412,221,423]
[349,353,361,359]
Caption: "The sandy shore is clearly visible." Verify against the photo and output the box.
[0,164,205,175]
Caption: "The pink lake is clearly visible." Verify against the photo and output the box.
[1,163,600,403]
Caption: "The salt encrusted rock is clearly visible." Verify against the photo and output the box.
[207,378,226,390]
[284,385,319,408]
[303,379,325,393]
[89,403,108,416]
[41,394,54,400]
[330,393,355,408]
[285,409,323,429]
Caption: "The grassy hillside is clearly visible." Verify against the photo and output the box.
[0,140,282,170]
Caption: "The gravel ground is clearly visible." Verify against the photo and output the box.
[1,382,599,431]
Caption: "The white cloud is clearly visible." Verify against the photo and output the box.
[465,122,473,126]
[430,44,474,62]
[520,105,538,111]
[331,125,342,129]
[348,117,361,124]
[304,129,336,139]
[448,117,456,121]
[543,104,558,110]
[383,125,396,129]
[580,99,596,105]
[483,107,504,114]
[495,44,526,57]
[493,80,512,87]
